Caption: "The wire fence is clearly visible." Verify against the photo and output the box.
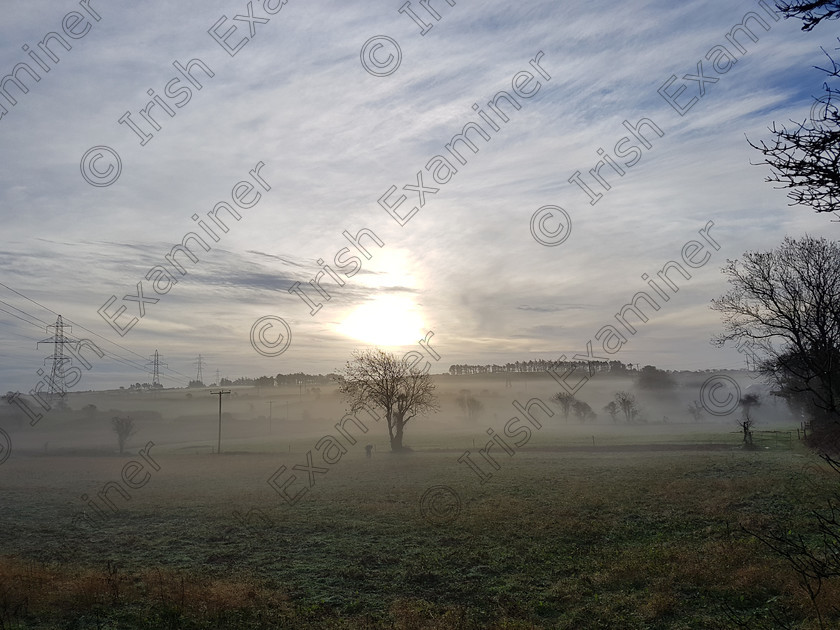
[733,430,797,450]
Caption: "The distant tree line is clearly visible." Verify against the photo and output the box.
[219,373,335,387]
[139,372,338,390]
[447,359,635,376]
[128,382,162,390]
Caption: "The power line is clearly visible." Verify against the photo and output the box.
[0,328,43,345]
[0,282,149,362]
[0,298,50,327]
[0,281,193,385]
[0,282,57,319]
[0,298,160,380]
[0,281,167,368]
[0,306,46,329]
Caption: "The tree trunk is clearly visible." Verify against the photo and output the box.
[391,416,404,451]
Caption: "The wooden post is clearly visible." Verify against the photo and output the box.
[210,390,231,454]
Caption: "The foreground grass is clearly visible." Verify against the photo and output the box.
[0,446,838,628]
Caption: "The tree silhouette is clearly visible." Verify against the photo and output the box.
[614,391,638,422]
[572,400,596,423]
[603,401,619,422]
[636,365,677,390]
[738,394,761,446]
[111,416,136,455]
[550,391,576,422]
[712,236,840,439]
[338,349,438,452]
[750,35,839,214]
[775,0,840,30]
[687,401,704,422]
[457,390,483,422]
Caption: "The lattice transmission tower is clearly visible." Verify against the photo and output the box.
[36,315,72,397]
[146,349,167,388]
[194,354,206,384]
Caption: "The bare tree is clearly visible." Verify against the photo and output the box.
[338,349,439,452]
[614,391,637,423]
[457,390,483,422]
[550,392,575,422]
[572,400,596,423]
[775,0,840,30]
[111,416,136,455]
[603,401,619,422]
[711,237,840,438]
[687,400,704,422]
[738,394,761,446]
[749,38,839,214]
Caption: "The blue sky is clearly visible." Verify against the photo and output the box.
[0,0,836,390]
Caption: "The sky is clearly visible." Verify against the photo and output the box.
[0,0,836,391]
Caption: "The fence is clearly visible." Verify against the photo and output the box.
[731,430,796,449]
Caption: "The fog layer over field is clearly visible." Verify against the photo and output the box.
[3,372,792,459]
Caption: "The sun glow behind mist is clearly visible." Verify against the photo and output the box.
[337,295,425,347]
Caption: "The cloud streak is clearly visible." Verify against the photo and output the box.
[0,0,834,389]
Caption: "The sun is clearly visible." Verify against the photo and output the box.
[337,295,425,347]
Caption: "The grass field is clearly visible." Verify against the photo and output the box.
[2,439,838,629]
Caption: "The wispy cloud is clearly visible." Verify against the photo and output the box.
[0,0,834,389]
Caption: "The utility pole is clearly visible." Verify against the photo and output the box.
[210,390,230,454]
[268,400,273,434]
